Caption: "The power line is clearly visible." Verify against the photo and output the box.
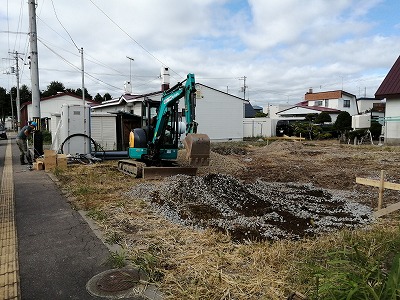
[37,37,123,91]
[50,0,79,50]
[88,0,182,79]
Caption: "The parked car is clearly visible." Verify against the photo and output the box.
[0,124,7,139]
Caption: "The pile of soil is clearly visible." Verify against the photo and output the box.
[128,173,373,242]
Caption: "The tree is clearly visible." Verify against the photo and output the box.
[305,113,318,123]
[334,111,352,132]
[94,93,103,103]
[255,111,267,117]
[75,88,92,100]
[42,81,65,97]
[103,93,112,101]
[19,85,32,104]
[315,112,332,124]
[334,111,352,141]
[0,87,9,122]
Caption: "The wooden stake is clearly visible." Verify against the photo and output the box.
[378,170,384,210]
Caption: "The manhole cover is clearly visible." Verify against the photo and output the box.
[97,270,140,292]
[87,268,161,299]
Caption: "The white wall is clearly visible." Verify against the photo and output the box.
[243,118,275,138]
[194,85,243,141]
[357,99,383,114]
[384,98,400,145]
[91,114,117,150]
[27,95,93,131]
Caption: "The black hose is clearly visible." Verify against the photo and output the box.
[59,133,103,156]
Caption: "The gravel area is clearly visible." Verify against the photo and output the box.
[127,173,373,242]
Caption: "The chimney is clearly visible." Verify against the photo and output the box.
[161,66,170,91]
[124,81,132,94]
[308,88,313,94]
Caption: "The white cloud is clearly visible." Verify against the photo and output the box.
[0,0,399,106]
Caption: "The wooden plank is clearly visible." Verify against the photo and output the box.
[374,201,400,218]
[356,177,400,191]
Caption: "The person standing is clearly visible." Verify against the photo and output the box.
[16,121,37,165]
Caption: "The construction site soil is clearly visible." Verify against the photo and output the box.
[127,140,399,242]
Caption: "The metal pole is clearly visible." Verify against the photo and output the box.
[81,47,88,152]
[28,0,41,126]
[9,90,14,130]
[81,47,85,104]
[126,56,134,84]
[15,51,21,130]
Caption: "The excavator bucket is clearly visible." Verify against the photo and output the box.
[183,133,210,166]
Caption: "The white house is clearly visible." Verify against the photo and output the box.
[304,89,358,116]
[275,104,342,123]
[21,92,96,130]
[357,97,384,114]
[375,55,400,145]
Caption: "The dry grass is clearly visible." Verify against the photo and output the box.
[54,151,400,299]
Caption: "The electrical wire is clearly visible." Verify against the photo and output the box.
[88,0,183,79]
[50,0,79,51]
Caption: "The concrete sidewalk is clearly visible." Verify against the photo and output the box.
[1,137,111,299]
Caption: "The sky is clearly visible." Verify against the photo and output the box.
[1,0,400,108]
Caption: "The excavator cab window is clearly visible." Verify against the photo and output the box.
[161,104,179,148]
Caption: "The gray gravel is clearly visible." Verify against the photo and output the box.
[126,174,374,242]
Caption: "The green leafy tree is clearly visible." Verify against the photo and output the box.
[255,111,267,117]
[19,84,32,104]
[103,93,112,101]
[315,112,332,124]
[0,87,9,122]
[334,111,352,142]
[293,121,321,140]
[305,113,318,123]
[42,81,65,97]
[75,88,92,100]
[334,111,352,132]
[94,93,103,103]
[370,121,383,140]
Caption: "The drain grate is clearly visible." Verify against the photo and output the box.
[96,270,140,292]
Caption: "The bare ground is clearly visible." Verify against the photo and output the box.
[126,140,398,243]
[56,139,400,299]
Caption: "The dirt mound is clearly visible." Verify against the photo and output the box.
[127,173,373,242]
[254,140,305,154]
[177,149,246,176]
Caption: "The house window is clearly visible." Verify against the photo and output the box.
[325,99,329,107]
[343,99,350,108]
[314,100,323,106]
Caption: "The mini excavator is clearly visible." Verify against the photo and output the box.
[118,73,210,179]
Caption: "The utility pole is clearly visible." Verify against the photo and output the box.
[9,91,14,130]
[80,47,85,104]
[4,51,23,130]
[239,76,247,100]
[11,51,22,130]
[28,0,41,126]
[80,47,88,152]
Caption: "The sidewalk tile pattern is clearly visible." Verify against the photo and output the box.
[0,139,20,299]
